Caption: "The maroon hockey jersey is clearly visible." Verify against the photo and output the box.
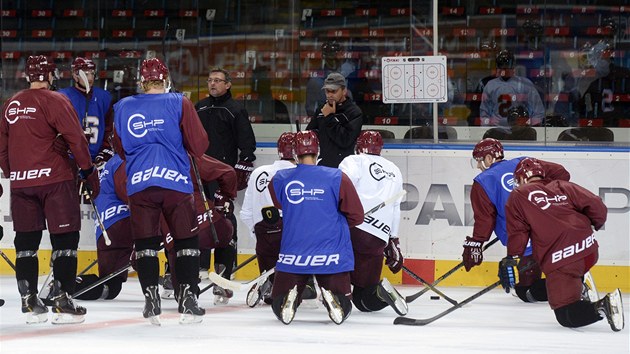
[505,179,607,274]
[0,88,92,189]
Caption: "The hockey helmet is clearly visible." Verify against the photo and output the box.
[25,55,57,83]
[495,49,514,69]
[472,138,504,160]
[587,40,613,68]
[293,130,319,157]
[507,106,529,126]
[514,157,545,182]
[322,40,341,59]
[140,58,169,82]
[356,130,383,155]
[277,132,296,160]
[71,57,96,73]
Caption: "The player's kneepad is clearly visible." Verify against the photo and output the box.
[351,286,371,312]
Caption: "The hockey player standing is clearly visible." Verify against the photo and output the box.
[0,55,99,324]
[240,132,296,306]
[268,130,364,324]
[502,157,623,331]
[461,138,570,303]
[338,130,408,316]
[112,58,208,325]
[59,57,114,166]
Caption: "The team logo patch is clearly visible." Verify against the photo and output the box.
[256,171,270,193]
[369,162,396,181]
[284,180,324,204]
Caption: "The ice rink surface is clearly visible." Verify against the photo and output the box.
[0,276,627,354]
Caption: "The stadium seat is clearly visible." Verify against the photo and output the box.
[363,129,395,139]
[483,126,537,141]
[404,126,457,140]
[557,127,614,142]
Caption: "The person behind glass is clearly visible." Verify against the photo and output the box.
[112,58,208,325]
[0,55,99,324]
[502,158,624,331]
[195,67,256,292]
[462,138,571,304]
[58,57,114,167]
[338,131,408,316]
[267,130,364,325]
[305,72,363,168]
[479,49,545,127]
[579,40,630,127]
[240,132,297,306]
[305,40,355,117]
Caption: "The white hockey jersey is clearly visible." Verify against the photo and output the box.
[240,159,296,238]
[338,154,403,242]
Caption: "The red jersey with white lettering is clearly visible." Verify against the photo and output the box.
[0,88,92,189]
[505,179,607,274]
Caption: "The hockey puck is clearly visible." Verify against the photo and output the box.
[0,299,4,306]
[430,296,440,300]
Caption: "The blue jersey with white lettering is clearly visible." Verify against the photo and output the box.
[94,154,129,241]
[59,86,112,159]
[114,93,192,195]
[474,156,532,256]
[271,164,354,274]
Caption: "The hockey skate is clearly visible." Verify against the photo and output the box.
[178,284,205,324]
[18,280,48,324]
[272,285,298,325]
[142,285,161,326]
[376,278,408,316]
[160,273,174,300]
[581,271,599,302]
[321,288,351,325]
[199,268,209,280]
[597,288,624,332]
[246,276,272,307]
[213,285,234,305]
[51,281,86,325]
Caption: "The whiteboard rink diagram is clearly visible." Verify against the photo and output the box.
[381,56,448,104]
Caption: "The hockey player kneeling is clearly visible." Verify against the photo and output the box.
[267,131,364,325]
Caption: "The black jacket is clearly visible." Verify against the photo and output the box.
[306,97,363,168]
[195,91,256,166]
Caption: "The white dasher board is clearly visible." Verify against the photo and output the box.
[381,56,448,103]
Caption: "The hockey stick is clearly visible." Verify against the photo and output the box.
[82,184,112,246]
[72,262,132,298]
[0,249,16,271]
[199,254,258,295]
[365,190,406,217]
[189,154,219,244]
[405,237,500,303]
[394,261,532,326]
[402,265,458,305]
[208,267,275,292]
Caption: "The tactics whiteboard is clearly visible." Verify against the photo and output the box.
[381,56,448,104]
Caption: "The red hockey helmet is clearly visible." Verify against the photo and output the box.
[293,130,319,157]
[25,55,57,82]
[140,58,169,82]
[277,132,295,160]
[356,130,383,155]
[472,138,504,160]
[514,157,545,182]
[71,57,96,73]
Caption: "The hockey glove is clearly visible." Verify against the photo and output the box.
[384,237,403,274]
[498,256,519,293]
[214,189,234,217]
[234,160,254,191]
[79,166,100,199]
[95,148,114,168]
[53,134,70,156]
[462,236,483,272]
[261,206,280,224]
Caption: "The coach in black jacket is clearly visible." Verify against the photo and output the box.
[306,72,363,168]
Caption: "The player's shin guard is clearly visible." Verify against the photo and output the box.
[14,231,43,296]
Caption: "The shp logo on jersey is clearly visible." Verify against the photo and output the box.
[369,162,396,181]
[4,100,37,124]
[528,190,569,210]
[255,171,271,193]
[501,172,516,193]
[127,113,165,138]
[284,180,324,204]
